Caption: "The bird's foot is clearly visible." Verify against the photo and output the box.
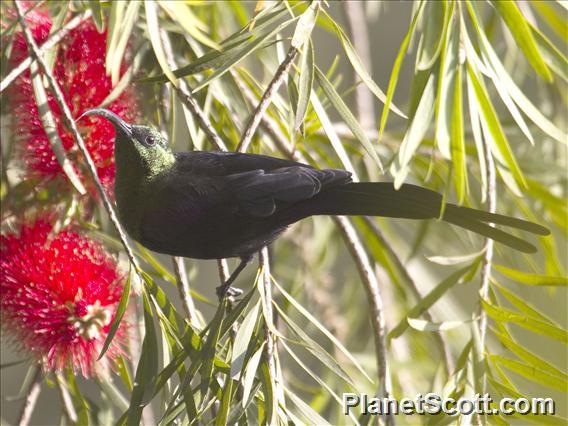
[216,284,243,301]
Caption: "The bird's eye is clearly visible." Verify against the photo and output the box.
[145,135,156,146]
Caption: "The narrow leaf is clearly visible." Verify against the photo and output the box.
[230,301,260,380]
[466,62,527,189]
[30,61,86,195]
[389,263,476,340]
[315,67,383,172]
[490,354,566,391]
[377,2,425,142]
[144,0,179,88]
[481,300,567,344]
[272,278,373,384]
[294,40,314,131]
[99,271,132,359]
[495,265,568,286]
[241,343,264,407]
[395,72,436,188]
[492,0,553,81]
[407,317,473,332]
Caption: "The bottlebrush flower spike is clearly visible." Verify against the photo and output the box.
[0,216,128,377]
[8,5,138,192]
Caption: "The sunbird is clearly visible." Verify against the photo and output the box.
[79,109,549,298]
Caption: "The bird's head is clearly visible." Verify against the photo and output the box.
[78,108,175,179]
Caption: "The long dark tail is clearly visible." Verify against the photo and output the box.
[308,183,550,253]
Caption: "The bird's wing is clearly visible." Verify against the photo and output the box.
[223,166,351,217]
[175,151,315,175]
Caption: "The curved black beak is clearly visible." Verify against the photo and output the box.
[77,108,133,137]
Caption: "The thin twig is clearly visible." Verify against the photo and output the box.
[16,365,41,426]
[259,247,278,425]
[55,373,77,424]
[234,73,393,424]
[14,0,141,273]
[174,85,228,152]
[236,46,299,153]
[1,10,92,93]
[334,216,393,426]
[173,256,201,328]
[363,217,454,375]
[342,1,375,130]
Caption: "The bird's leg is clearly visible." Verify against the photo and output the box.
[216,255,253,300]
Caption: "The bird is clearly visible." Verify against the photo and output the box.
[79,108,550,298]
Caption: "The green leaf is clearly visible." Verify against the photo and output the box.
[493,280,557,324]
[157,0,219,50]
[389,263,477,340]
[291,0,318,49]
[89,0,105,32]
[127,293,159,426]
[495,265,568,287]
[310,91,358,177]
[99,271,132,360]
[491,328,567,379]
[272,278,373,384]
[530,22,568,83]
[199,300,227,396]
[466,62,527,190]
[467,0,566,145]
[215,376,233,426]
[407,317,473,332]
[105,2,126,74]
[416,1,449,71]
[241,343,264,408]
[489,354,566,391]
[294,40,314,131]
[481,300,567,344]
[280,340,361,425]
[314,66,383,172]
[492,0,553,81]
[30,61,86,195]
[109,1,140,86]
[426,248,485,265]
[144,0,179,88]
[275,302,358,388]
[434,12,458,160]
[394,71,436,188]
[192,17,298,93]
[323,8,406,118]
[284,386,331,426]
[377,1,425,143]
[230,301,260,380]
[450,60,467,204]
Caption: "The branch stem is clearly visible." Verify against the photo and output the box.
[236,46,299,153]
[16,365,41,426]
[173,256,201,328]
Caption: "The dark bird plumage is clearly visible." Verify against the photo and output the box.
[79,109,550,296]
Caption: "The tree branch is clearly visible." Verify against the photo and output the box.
[363,217,454,375]
[1,10,92,93]
[173,256,201,328]
[55,373,77,424]
[16,365,41,426]
[14,0,141,274]
[236,46,299,153]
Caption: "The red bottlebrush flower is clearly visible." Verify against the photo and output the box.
[0,216,128,377]
[8,6,138,192]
